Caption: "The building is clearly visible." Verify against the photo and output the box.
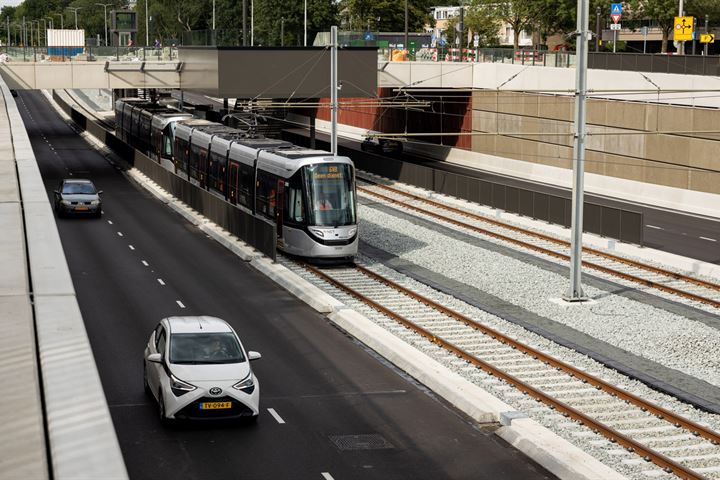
[429,5,532,47]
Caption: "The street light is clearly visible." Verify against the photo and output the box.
[304,0,307,46]
[280,17,285,46]
[40,18,47,46]
[67,7,81,30]
[55,13,64,30]
[96,3,111,46]
[145,0,149,46]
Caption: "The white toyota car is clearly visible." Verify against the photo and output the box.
[144,316,261,424]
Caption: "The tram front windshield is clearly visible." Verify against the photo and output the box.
[304,163,356,227]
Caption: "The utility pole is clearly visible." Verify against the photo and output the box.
[704,15,709,55]
[243,0,247,46]
[67,7,81,29]
[304,0,307,46]
[212,0,215,30]
[96,4,111,47]
[595,6,600,51]
[677,0,684,54]
[280,17,284,46]
[251,0,254,46]
[404,0,408,52]
[330,25,338,156]
[565,0,590,302]
[7,17,10,47]
[145,0,149,46]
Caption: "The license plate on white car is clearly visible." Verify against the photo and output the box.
[199,401,232,410]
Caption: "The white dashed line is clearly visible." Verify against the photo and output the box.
[267,408,286,424]
[321,473,335,480]
[128,245,135,250]
[157,278,165,286]
[117,232,124,237]
[645,224,662,230]
[142,260,149,267]
[176,300,186,308]
[107,220,113,225]
[700,236,717,242]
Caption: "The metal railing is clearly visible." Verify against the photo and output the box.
[0,45,179,62]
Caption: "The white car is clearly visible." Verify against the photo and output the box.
[144,316,261,424]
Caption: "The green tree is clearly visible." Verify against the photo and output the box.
[444,4,500,48]
[340,0,434,33]
[253,0,337,46]
[630,0,678,53]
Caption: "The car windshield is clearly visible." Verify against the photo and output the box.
[304,163,356,227]
[62,182,96,194]
[169,332,246,364]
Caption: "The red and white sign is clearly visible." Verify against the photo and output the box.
[611,13,621,24]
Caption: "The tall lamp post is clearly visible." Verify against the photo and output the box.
[67,7,81,29]
[96,4,111,46]
[595,6,600,52]
[280,17,285,46]
[40,18,47,46]
[145,0,149,46]
[55,13,64,30]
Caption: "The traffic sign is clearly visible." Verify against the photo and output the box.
[610,23,621,31]
[611,14,621,24]
[674,16,694,41]
[611,3,622,15]
[700,33,716,43]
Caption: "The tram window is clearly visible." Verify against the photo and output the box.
[286,174,305,224]
[208,151,226,192]
[255,171,277,219]
[238,164,254,208]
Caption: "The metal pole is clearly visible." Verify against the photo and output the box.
[565,0,590,302]
[304,0,307,46]
[212,0,215,30]
[251,0,254,46]
[613,29,616,53]
[678,0,684,55]
[595,7,600,51]
[705,15,709,55]
[330,25,338,156]
[145,0,149,46]
[104,6,108,46]
[404,0,408,52]
[8,17,11,47]
[281,17,284,46]
[242,0,247,46]
[643,28,647,53]
[692,17,696,54]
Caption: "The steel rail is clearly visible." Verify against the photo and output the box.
[303,262,717,479]
[358,184,720,309]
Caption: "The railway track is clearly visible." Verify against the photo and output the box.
[357,178,720,310]
[287,259,720,479]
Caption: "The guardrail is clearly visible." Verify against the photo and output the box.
[588,51,720,76]
[52,91,277,261]
[0,45,179,62]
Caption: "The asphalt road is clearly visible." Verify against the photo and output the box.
[17,90,555,480]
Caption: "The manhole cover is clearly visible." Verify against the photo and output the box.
[329,434,394,451]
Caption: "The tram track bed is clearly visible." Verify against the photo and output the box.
[281,256,720,479]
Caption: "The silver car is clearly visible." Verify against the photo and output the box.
[53,179,103,218]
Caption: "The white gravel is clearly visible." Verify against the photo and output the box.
[358,202,720,389]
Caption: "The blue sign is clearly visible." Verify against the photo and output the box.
[364,32,375,41]
[611,3,622,15]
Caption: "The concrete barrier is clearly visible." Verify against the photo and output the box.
[0,80,128,479]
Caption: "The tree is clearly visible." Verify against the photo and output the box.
[253,0,337,46]
[340,0,434,33]
[444,4,501,48]
[629,0,677,53]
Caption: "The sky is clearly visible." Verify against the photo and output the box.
[0,0,22,7]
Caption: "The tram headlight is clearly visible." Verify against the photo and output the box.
[309,228,325,238]
[347,227,357,237]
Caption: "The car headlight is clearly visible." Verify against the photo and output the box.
[170,374,196,397]
[232,372,255,394]
[309,227,325,238]
[61,199,71,205]
[90,200,100,205]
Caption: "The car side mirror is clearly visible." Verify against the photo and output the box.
[97,190,104,195]
[53,190,60,195]
[146,353,162,363]
[248,351,262,361]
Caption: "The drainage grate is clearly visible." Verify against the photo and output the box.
[329,434,394,451]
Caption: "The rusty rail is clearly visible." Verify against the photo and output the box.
[303,261,718,479]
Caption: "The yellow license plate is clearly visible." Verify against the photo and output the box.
[200,401,232,410]
[75,207,89,211]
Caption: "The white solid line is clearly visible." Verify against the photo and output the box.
[157,278,165,286]
[129,245,135,250]
[267,408,286,424]
[117,232,124,237]
[107,220,113,225]
[176,300,185,308]
[700,236,717,242]
[321,473,334,480]
[141,260,149,267]
[645,224,662,230]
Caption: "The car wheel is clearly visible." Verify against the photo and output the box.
[94,210,102,219]
[143,363,151,395]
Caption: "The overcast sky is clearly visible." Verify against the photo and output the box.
[1,0,22,7]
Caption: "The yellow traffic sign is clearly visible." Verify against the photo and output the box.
[674,16,694,41]
[700,33,715,44]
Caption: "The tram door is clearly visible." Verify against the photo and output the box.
[228,163,239,205]
[275,179,285,240]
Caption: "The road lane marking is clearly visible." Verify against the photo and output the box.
[321,474,335,480]
[176,300,186,308]
[107,220,113,225]
[141,260,149,267]
[157,279,165,286]
[267,408,285,424]
[700,236,717,242]
[645,224,662,230]
[128,245,135,250]
[117,232,124,237]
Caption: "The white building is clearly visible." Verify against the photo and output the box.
[429,5,532,47]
